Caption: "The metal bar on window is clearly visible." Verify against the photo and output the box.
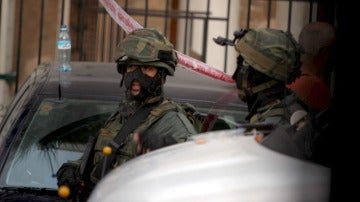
[15,0,24,93]
[144,0,148,27]
[267,0,272,28]
[287,0,293,32]
[246,0,251,28]
[38,0,45,65]
[124,8,226,21]
[223,0,231,72]
[60,0,65,25]
[183,0,190,54]
[189,12,193,53]
[309,0,314,23]
[123,0,129,37]
[101,9,106,61]
[78,0,86,61]
[109,18,113,62]
[202,0,210,62]
[164,0,170,35]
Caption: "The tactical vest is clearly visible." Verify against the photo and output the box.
[250,93,316,160]
[90,99,200,183]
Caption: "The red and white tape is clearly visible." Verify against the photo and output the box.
[99,0,235,83]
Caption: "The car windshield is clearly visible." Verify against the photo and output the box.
[0,98,118,189]
[0,97,244,190]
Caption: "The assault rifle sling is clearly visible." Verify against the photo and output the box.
[92,103,157,179]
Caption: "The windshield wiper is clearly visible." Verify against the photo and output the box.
[1,186,55,192]
[38,112,110,146]
[0,186,65,201]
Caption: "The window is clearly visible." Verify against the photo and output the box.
[0,98,118,189]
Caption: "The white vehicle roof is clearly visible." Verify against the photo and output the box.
[89,129,331,202]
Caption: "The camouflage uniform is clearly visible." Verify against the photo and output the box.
[223,28,315,159]
[89,28,198,182]
[56,28,197,198]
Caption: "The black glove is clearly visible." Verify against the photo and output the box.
[56,162,80,198]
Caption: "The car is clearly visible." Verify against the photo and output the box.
[0,61,247,201]
[88,129,331,202]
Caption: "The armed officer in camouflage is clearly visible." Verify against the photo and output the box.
[56,28,197,200]
[215,28,316,160]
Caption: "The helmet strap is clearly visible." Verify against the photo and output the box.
[118,63,126,87]
[120,75,124,87]
[235,60,278,97]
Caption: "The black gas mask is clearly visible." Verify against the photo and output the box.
[123,67,165,102]
[232,55,278,104]
[232,57,251,102]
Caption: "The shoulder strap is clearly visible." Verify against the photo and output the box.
[110,104,155,150]
[96,103,157,178]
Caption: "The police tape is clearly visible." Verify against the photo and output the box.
[99,0,235,83]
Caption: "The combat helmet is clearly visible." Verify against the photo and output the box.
[114,28,178,76]
[234,28,300,84]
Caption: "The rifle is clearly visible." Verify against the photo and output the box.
[57,135,97,200]
[76,135,98,200]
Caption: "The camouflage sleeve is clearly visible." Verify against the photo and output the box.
[139,111,196,150]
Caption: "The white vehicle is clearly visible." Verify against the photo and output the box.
[89,129,331,202]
